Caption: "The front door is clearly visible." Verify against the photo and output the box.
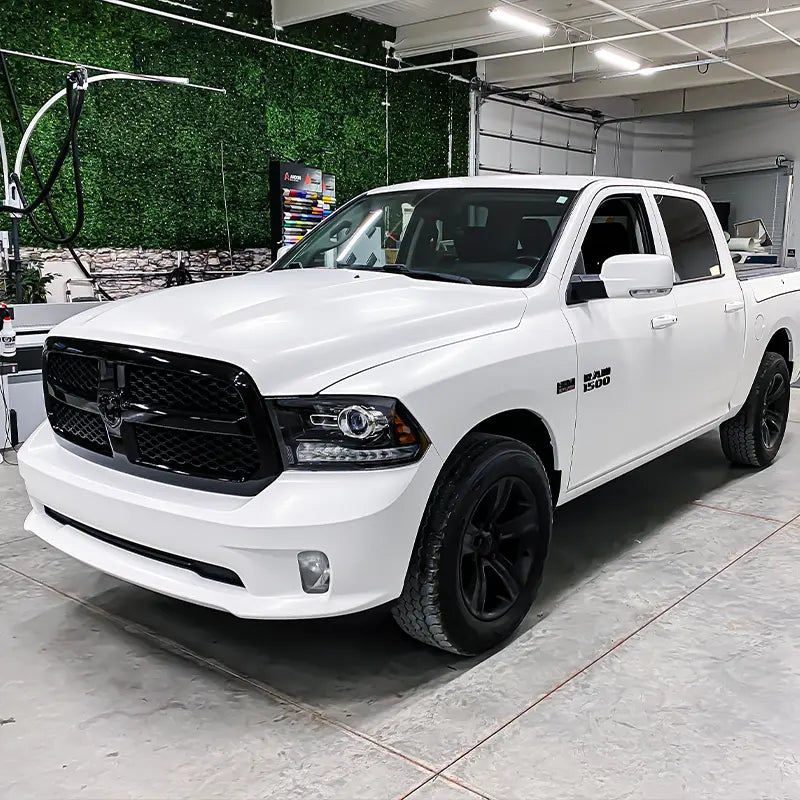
[561,188,679,490]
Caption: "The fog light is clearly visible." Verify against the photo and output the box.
[297,551,330,594]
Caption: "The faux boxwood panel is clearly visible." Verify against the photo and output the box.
[0,0,470,249]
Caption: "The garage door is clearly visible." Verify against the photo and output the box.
[701,167,791,258]
[478,98,596,176]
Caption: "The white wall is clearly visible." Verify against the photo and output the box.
[692,104,799,266]
[632,118,695,185]
[692,104,799,169]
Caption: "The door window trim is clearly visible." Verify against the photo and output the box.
[650,189,727,286]
[561,188,660,305]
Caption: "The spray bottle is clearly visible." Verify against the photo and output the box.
[0,304,16,361]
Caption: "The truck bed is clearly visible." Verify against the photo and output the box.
[735,264,799,281]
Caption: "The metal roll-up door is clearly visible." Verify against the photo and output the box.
[478,98,597,176]
[701,167,791,258]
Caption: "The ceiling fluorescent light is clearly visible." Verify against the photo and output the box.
[638,56,727,76]
[489,7,551,37]
[595,47,641,72]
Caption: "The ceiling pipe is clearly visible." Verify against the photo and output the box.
[489,57,729,95]
[757,18,800,50]
[102,0,397,73]
[395,4,800,74]
[13,72,225,177]
[0,47,226,92]
[583,0,800,97]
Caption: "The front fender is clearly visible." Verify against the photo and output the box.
[322,321,577,474]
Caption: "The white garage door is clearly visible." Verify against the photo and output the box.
[478,98,596,176]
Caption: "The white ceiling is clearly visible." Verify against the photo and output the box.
[271,0,800,115]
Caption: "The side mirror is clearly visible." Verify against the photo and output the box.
[275,244,293,261]
[600,254,674,299]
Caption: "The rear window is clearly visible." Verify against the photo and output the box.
[655,195,721,282]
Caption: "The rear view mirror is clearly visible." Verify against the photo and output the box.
[600,254,674,299]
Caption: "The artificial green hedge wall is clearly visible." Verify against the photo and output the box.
[0,0,470,248]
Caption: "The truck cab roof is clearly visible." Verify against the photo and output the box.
[367,174,705,197]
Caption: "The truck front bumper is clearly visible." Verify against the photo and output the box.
[19,422,443,618]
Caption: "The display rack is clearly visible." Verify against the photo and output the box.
[269,160,337,260]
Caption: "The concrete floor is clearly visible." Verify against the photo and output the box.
[3,396,800,799]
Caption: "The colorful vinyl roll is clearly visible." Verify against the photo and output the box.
[283,189,318,199]
[284,220,316,229]
[284,198,317,207]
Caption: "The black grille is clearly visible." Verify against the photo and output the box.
[43,339,282,494]
[50,401,111,456]
[128,366,246,416]
[47,351,99,398]
[135,424,261,481]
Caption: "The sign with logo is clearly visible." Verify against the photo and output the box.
[277,161,322,193]
[322,173,336,200]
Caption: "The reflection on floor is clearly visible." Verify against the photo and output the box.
[3,393,800,798]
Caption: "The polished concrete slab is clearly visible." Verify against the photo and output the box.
[3,397,800,798]
[445,521,800,799]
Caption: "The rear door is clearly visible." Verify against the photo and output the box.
[650,190,746,431]
[561,187,680,490]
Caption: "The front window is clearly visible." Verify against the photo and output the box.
[271,188,577,287]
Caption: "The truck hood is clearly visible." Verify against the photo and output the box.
[52,269,527,394]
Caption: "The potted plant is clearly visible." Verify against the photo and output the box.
[1,266,58,304]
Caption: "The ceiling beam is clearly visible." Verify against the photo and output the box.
[272,0,389,28]
[582,0,800,96]
[757,18,800,49]
[395,4,800,75]
[633,78,800,115]
[548,43,800,102]
[394,9,535,58]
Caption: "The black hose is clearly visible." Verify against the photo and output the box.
[0,61,112,299]
[0,70,85,217]
[12,87,86,245]
[1,55,71,243]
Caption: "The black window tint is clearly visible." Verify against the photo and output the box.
[579,195,654,275]
[655,195,720,282]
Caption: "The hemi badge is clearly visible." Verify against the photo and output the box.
[557,378,576,395]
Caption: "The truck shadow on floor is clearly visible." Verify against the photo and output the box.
[88,429,784,715]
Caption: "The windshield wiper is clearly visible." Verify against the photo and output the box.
[338,263,472,284]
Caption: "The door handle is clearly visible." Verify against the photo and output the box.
[724,300,745,313]
[651,314,678,330]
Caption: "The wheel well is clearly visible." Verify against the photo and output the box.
[766,328,793,370]
[470,410,560,501]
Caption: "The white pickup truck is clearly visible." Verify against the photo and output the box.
[19,175,800,654]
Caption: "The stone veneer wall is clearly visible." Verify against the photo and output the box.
[21,246,272,299]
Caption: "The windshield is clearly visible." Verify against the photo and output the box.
[271,187,577,286]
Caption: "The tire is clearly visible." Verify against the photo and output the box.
[391,433,552,655]
[720,350,791,468]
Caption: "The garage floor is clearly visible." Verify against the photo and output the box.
[3,394,800,799]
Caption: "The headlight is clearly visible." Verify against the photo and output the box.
[269,396,428,468]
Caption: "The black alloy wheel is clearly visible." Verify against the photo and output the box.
[720,350,791,468]
[762,371,788,449]
[392,433,553,655]
[460,477,538,622]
